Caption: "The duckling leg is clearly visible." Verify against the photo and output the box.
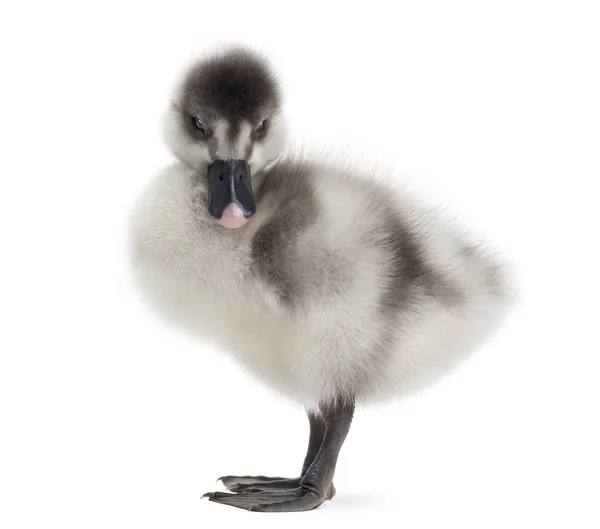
[218,410,326,492]
[204,398,355,512]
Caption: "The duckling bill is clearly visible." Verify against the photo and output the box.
[131,46,514,512]
[208,159,255,228]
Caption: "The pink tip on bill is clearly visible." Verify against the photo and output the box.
[219,203,248,229]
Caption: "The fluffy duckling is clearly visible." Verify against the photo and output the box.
[131,46,513,512]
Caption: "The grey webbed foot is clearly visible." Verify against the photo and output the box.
[203,483,336,512]
[203,399,354,512]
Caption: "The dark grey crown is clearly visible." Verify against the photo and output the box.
[178,47,282,124]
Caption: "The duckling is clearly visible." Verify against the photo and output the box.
[130,46,513,512]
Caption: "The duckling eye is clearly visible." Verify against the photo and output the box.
[255,119,268,139]
[195,118,206,134]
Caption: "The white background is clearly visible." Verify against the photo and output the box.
[1,1,599,527]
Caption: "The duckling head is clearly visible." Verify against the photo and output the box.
[164,46,286,229]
